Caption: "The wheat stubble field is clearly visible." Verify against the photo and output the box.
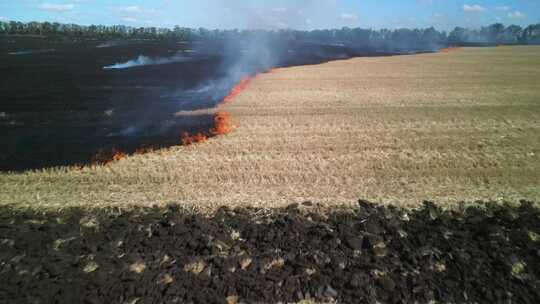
[2,45,540,304]
[1,46,539,211]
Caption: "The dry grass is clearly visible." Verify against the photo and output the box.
[1,46,540,212]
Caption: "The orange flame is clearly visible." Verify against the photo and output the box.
[135,147,155,155]
[89,72,265,165]
[211,111,233,136]
[180,112,233,145]
[181,132,208,146]
[179,73,249,145]
[111,149,127,162]
[222,76,253,104]
[90,148,126,166]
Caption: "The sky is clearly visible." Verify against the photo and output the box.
[0,0,538,31]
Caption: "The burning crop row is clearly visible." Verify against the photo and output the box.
[90,74,255,166]
[90,148,127,166]
[180,111,234,145]
[223,77,253,104]
[178,75,251,147]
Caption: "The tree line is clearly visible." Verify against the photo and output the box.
[1,20,539,48]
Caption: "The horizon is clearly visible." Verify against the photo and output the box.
[1,18,538,33]
[0,1,539,31]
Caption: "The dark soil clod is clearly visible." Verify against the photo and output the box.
[0,200,539,303]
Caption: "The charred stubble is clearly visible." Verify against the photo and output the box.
[1,47,540,218]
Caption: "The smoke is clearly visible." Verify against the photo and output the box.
[8,49,55,55]
[155,32,281,112]
[97,2,449,159]
[96,41,124,48]
[164,1,445,112]
[103,54,197,70]
[211,32,278,97]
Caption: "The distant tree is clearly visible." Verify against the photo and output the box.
[0,21,7,34]
[481,23,505,42]
[522,24,540,44]
[2,20,540,49]
[500,25,522,44]
[448,27,469,45]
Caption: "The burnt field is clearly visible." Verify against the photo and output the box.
[1,200,539,303]
[0,36,393,171]
[1,38,540,303]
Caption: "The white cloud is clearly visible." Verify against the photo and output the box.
[124,6,142,13]
[122,17,138,23]
[463,4,486,13]
[121,5,158,15]
[0,17,6,21]
[38,3,75,12]
[340,13,359,21]
[272,7,287,13]
[508,11,526,19]
[496,6,510,11]
[275,21,288,28]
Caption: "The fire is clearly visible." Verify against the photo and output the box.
[181,132,208,146]
[211,111,233,135]
[222,76,253,104]
[180,112,233,145]
[179,74,249,145]
[89,72,262,165]
[135,147,155,155]
[111,149,127,162]
[90,148,126,166]
[180,73,246,145]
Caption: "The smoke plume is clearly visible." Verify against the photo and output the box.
[103,54,196,70]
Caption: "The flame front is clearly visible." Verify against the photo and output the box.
[181,132,208,146]
[211,111,233,136]
[181,75,253,145]
[91,73,259,165]
[222,76,253,104]
[91,148,126,166]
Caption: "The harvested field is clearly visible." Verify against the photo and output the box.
[1,46,539,211]
[1,200,539,303]
[2,46,540,304]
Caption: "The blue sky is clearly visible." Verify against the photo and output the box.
[0,1,538,30]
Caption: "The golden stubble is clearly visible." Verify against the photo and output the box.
[2,46,539,213]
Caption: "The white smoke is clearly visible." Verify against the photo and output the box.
[96,41,124,48]
[103,54,195,70]
[8,49,55,55]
